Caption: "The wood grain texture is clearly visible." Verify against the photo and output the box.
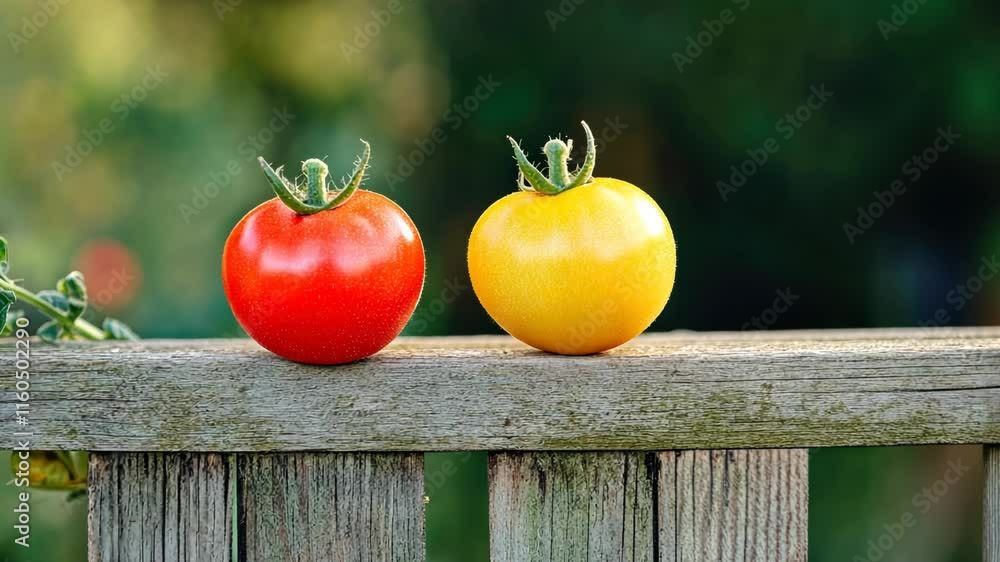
[987,445,1000,562]
[238,453,424,562]
[489,452,655,562]
[657,450,808,562]
[4,328,999,451]
[489,450,806,562]
[88,453,232,562]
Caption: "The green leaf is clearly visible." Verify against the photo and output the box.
[57,271,87,321]
[0,290,15,323]
[37,320,63,343]
[38,290,70,314]
[103,318,139,341]
[2,309,24,337]
[0,237,9,277]
[66,451,89,482]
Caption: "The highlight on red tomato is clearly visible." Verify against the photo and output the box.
[222,141,425,365]
[468,121,676,355]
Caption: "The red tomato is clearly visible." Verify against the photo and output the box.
[222,143,424,364]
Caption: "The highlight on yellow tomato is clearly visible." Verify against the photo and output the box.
[468,121,676,355]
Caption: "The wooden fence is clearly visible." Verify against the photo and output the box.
[3,328,998,561]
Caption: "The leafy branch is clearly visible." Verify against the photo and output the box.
[0,237,137,341]
[1,236,140,497]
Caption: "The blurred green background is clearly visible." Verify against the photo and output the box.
[1,0,997,559]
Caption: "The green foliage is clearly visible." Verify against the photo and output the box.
[0,237,8,277]
[0,290,13,326]
[1,309,23,337]
[58,271,88,321]
[0,238,137,342]
[38,290,70,313]
[37,319,64,343]
[103,317,139,341]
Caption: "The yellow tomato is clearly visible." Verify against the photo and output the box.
[468,122,676,354]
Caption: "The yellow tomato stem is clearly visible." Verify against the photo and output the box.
[545,139,572,189]
[564,121,597,190]
[507,121,597,194]
[507,136,559,194]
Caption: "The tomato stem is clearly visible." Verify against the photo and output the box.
[508,121,596,195]
[508,137,558,194]
[258,140,371,215]
[303,158,329,207]
[545,139,572,189]
[564,122,597,190]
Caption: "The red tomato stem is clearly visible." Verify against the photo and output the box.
[303,158,329,206]
[257,140,372,215]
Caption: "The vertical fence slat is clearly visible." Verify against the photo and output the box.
[237,453,425,562]
[987,445,1000,562]
[88,453,232,562]
[658,449,808,562]
[489,450,806,562]
[488,452,655,562]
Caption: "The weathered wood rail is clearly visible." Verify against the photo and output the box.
[2,328,998,561]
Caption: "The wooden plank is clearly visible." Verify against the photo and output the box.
[238,453,424,562]
[88,452,232,562]
[488,450,806,562]
[4,328,999,451]
[987,445,1000,562]
[488,452,655,562]
[657,449,808,561]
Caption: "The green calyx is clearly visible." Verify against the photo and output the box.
[508,121,597,195]
[258,140,371,215]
